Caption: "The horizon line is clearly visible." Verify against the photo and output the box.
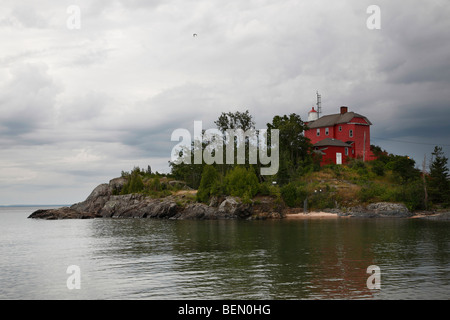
[0,204,70,207]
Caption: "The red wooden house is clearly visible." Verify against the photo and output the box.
[305,106,376,165]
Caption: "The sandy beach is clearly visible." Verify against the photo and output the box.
[285,212,344,219]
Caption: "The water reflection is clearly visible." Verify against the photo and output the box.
[85,218,449,299]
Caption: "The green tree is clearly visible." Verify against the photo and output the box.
[169,142,205,189]
[196,165,221,203]
[387,155,419,184]
[214,110,255,133]
[267,113,312,183]
[224,165,259,198]
[428,146,449,204]
[121,168,144,194]
[214,110,258,175]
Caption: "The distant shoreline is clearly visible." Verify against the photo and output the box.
[0,204,69,208]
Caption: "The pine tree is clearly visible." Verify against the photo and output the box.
[428,146,449,204]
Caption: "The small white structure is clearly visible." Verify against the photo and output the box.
[308,107,319,122]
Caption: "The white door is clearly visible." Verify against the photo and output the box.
[336,152,342,165]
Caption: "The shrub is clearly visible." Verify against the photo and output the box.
[308,191,336,210]
[121,169,144,194]
[401,180,426,211]
[223,166,260,198]
[371,160,385,176]
[258,182,271,196]
[359,183,383,202]
[281,183,297,207]
[196,165,221,203]
[280,182,308,207]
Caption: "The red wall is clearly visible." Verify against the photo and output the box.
[353,123,371,160]
[305,116,372,161]
[317,146,351,166]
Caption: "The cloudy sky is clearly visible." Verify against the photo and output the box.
[1,0,449,205]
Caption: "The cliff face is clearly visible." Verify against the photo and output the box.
[28,177,274,220]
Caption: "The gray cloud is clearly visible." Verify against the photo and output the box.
[0,0,449,204]
[0,63,61,139]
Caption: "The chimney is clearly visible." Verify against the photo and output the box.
[340,106,348,114]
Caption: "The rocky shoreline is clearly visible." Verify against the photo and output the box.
[28,178,278,220]
[28,177,450,221]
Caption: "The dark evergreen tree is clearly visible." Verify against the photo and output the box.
[196,165,221,203]
[428,146,449,204]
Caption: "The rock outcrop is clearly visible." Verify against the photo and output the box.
[70,183,112,214]
[27,180,268,220]
[338,202,412,218]
[28,178,421,221]
[28,207,100,220]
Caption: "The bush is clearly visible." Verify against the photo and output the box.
[121,169,144,194]
[149,177,161,191]
[370,160,385,176]
[281,183,297,207]
[280,182,308,207]
[258,182,271,196]
[359,183,384,202]
[196,165,221,203]
[401,180,426,211]
[224,166,260,198]
[308,191,336,210]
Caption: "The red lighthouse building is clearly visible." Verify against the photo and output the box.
[305,106,376,165]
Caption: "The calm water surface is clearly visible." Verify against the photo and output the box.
[0,206,448,299]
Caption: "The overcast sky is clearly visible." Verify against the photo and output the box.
[1,0,449,205]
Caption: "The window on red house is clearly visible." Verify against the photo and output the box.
[349,129,353,138]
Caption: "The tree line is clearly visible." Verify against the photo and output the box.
[122,110,449,211]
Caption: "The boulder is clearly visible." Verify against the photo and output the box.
[109,177,128,194]
[168,180,187,188]
[367,202,411,217]
[218,196,253,219]
[340,202,412,218]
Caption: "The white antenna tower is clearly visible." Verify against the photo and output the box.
[316,91,322,118]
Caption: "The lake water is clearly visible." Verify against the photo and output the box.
[0,206,448,300]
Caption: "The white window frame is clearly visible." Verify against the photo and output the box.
[349,129,353,138]
[325,127,329,135]
[316,128,320,136]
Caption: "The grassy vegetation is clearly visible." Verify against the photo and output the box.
[116,166,184,199]
[116,151,448,213]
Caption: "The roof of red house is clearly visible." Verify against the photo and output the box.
[307,111,372,128]
[314,138,353,147]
